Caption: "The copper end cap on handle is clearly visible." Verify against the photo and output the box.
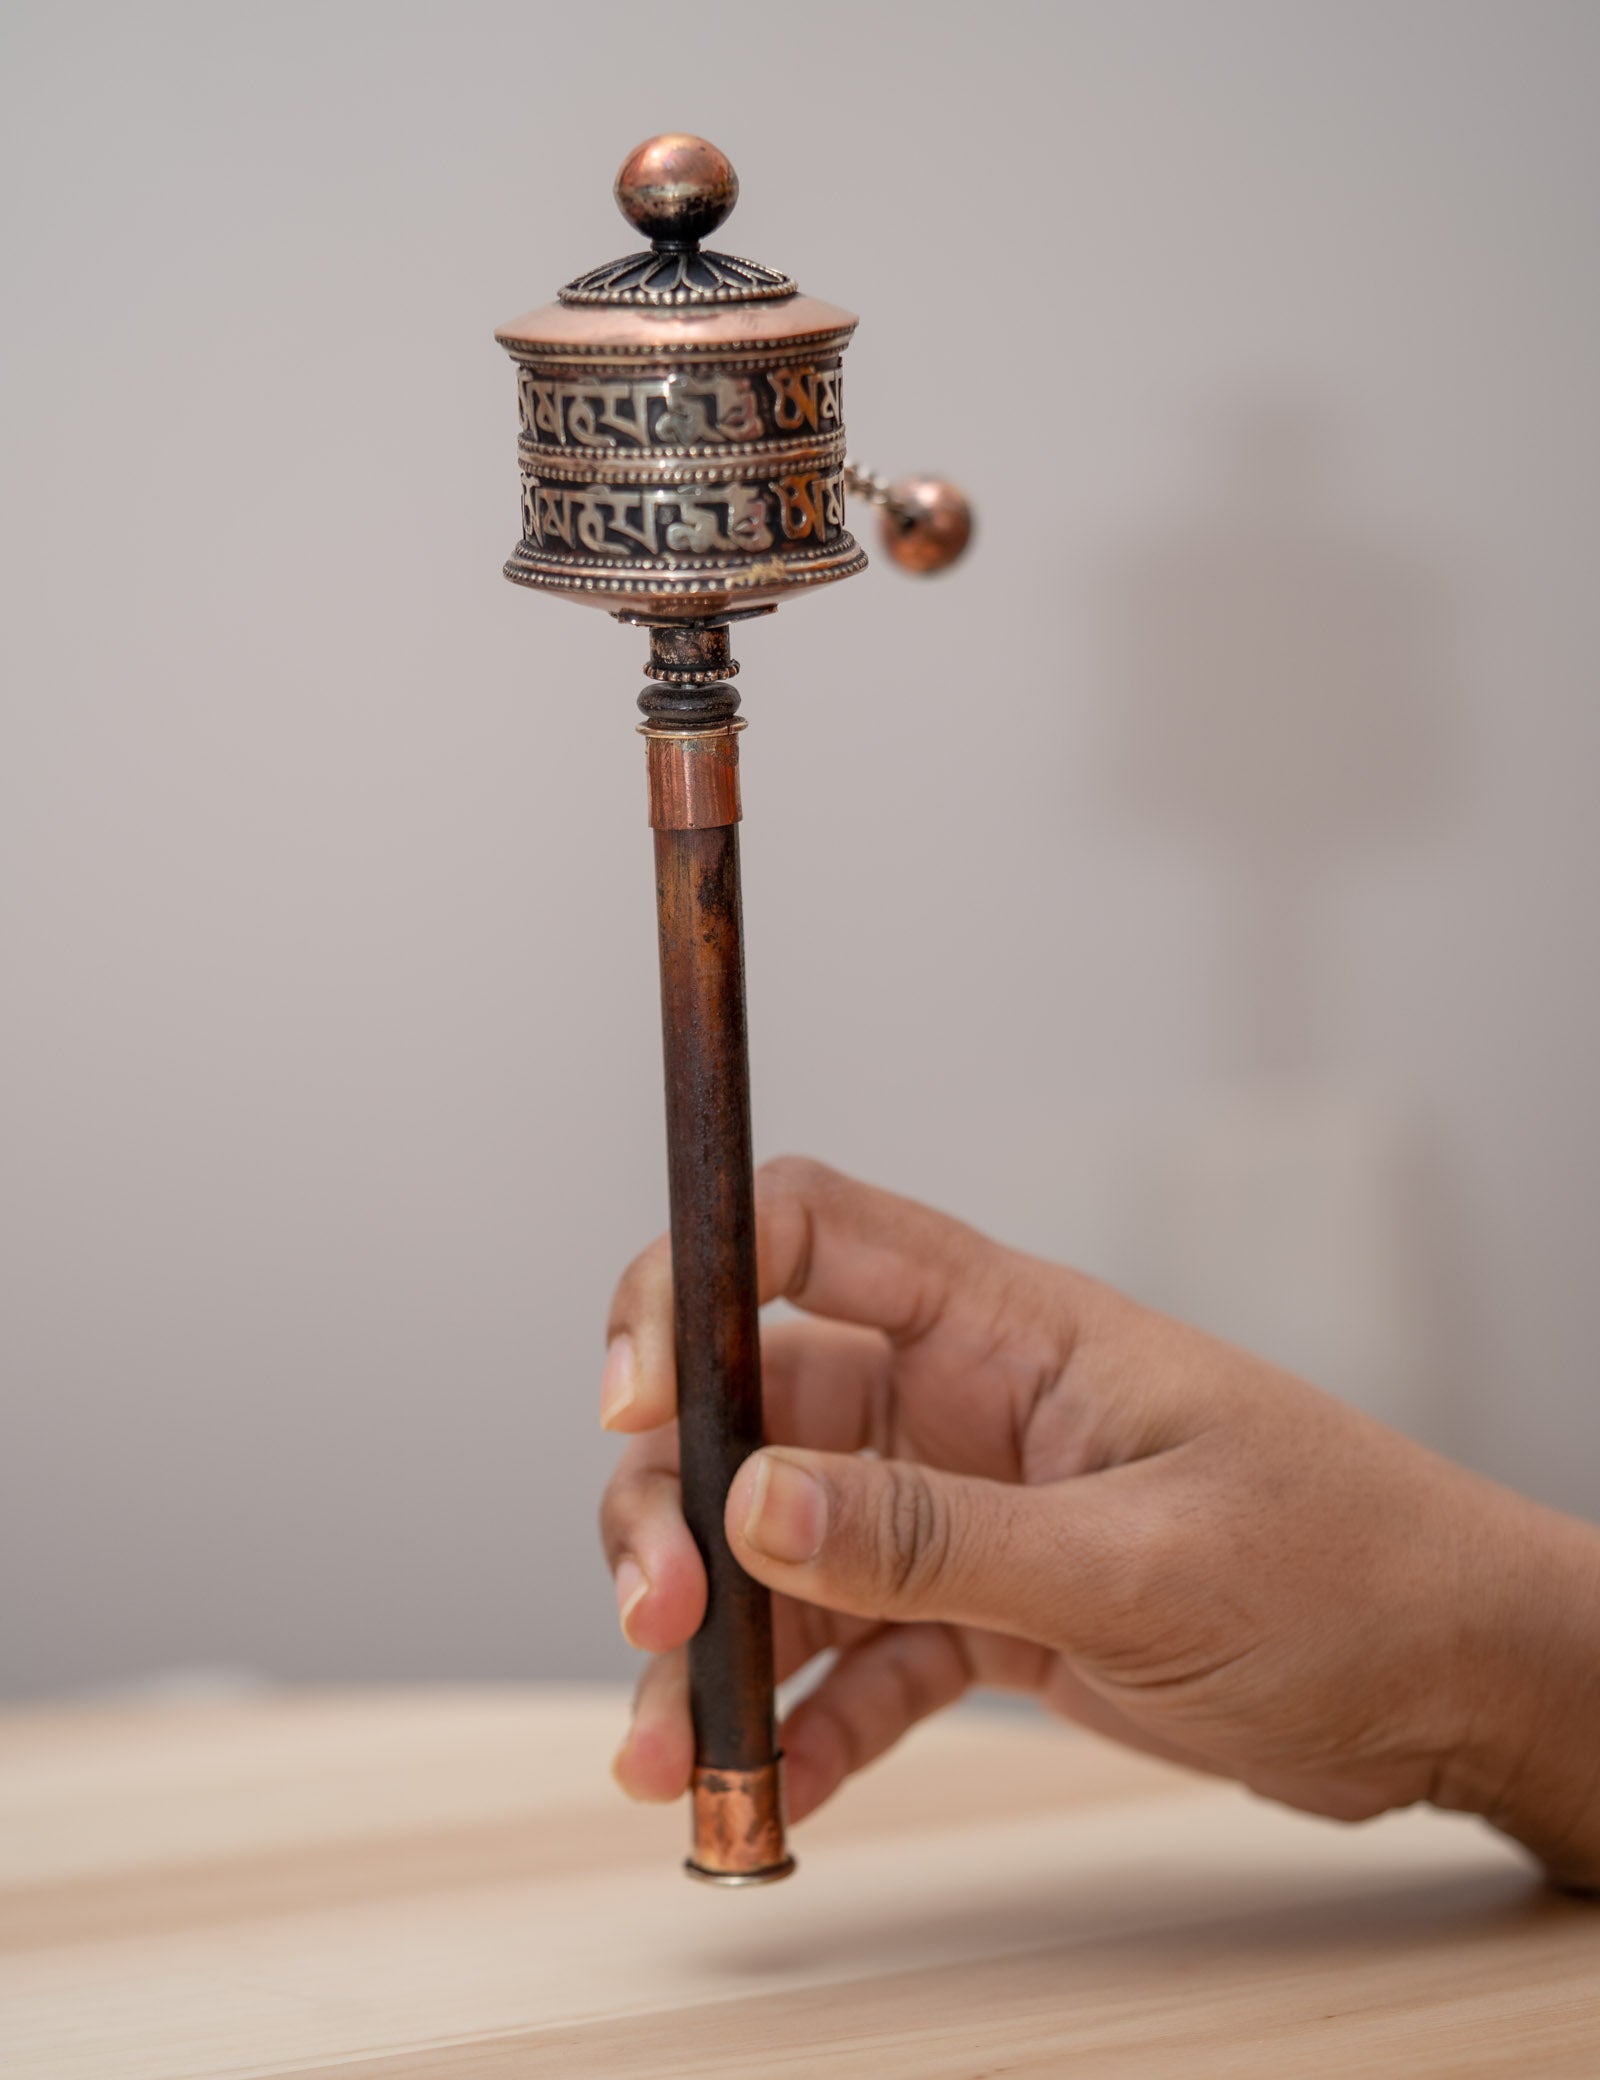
[685,1759,796,1887]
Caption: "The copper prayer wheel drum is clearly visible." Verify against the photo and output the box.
[495,136,866,618]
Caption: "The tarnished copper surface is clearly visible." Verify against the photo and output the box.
[495,294,864,615]
[880,476,974,575]
[642,723,743,830]
[653,808,785,1876]
[614,135,738,246]
[494,294,857,354]
[687,1760,795,1885]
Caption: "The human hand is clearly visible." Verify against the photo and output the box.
[599,1158,1600,1886]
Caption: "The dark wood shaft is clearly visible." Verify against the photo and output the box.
[652,820,776,1772]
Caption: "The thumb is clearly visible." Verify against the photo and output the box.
[725,1445,1084,1641]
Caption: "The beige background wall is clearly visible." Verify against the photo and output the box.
[4,1,1597,1699]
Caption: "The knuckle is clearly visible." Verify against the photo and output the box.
[597,1458,658,1564]
[754,1156,836,1303]
[879,1463,953,1610]
[757,1153,835,1199]
[597,1478,632,1563]
[597,1488,623,1563]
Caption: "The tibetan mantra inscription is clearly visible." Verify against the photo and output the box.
[516,366,843,449]
[518,473,845,560]
[499,325,864,609]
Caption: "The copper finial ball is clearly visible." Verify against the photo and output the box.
[880,478,974,575]
[615,135,739,247]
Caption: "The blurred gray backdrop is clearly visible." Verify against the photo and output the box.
[4,0,1597,1700]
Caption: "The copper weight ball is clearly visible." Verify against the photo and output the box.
[880,477,974,575]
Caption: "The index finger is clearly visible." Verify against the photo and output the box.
[751,1154,1004,1344]
[602,1155,1072,1435]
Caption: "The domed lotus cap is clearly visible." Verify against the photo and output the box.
[559,132,798,307]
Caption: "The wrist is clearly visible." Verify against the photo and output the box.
[1444,1494,1600,1889]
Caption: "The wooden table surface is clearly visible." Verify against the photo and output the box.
[2,1685,1595,2077]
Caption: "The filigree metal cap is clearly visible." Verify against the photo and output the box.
[560,132,797,308]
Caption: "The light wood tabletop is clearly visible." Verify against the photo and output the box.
[1,1685,1595,2076]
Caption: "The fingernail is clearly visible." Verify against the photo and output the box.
[600,1334,637,1429]
[614,1556,649,1645]
[743,1451,827,1565]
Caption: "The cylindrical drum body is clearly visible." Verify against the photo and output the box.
[494,297,864,618]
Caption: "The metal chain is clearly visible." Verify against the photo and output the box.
[842,460,911,524]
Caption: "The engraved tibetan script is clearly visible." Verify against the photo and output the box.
[767,366,844,433]
[775,468,845,542]
[517,371,763,450]
[520,473,775,558]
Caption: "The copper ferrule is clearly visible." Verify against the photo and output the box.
[641,719,745,830]
[685,1758,795,1886]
